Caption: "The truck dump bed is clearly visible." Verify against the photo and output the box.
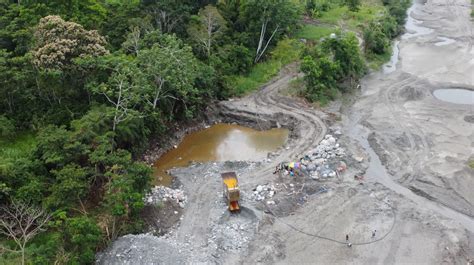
[221,172,240,212]
[222,172,238,189]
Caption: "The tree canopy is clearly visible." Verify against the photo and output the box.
[0,0,409,263]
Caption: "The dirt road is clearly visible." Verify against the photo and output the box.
[98,0,473,264]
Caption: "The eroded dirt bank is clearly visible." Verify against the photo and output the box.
[97,0,474,264]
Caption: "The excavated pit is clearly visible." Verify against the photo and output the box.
[153,123,289,186]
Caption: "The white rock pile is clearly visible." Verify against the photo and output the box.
[145,186,187,208]
[301,134,346,180]
[307,134,345,160]
[251,184,276,201]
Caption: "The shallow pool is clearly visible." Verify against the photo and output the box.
[433,88,474,105]
[153,124,289,185]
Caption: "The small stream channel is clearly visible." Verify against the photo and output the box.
[383,40,400,74]
[153,124,288,186]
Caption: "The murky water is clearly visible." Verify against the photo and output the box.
[434,36,455,47]
[402,3,434,40]
[433,88,474,105]
[153,124,289,186]
[383,40,400,74]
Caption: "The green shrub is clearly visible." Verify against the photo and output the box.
[296,25,336,41]
[301,33,365,103]
[226,39,303,95]
[0,115,15,139]
[65,216,102,265]
[306,0,332,17]
[363,21,390,55]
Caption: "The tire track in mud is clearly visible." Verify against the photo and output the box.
[347,107,474,233]
[222,66,327,178]
[445,0,473,50]
[379,74,432,185]
[346,0,474,232]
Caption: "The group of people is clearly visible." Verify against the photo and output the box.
[273,161,302,176]
[345,230,377,247]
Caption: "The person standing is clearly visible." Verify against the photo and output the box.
[372,230,376,238]
[346,234,349,242]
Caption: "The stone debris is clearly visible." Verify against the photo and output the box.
[353,155,364,162]
[299,134,347,181]
[209,221,251,251]
[206,210,256,254]
[145,186,187,208]
[251,184,276,201]
[96,234,189,265]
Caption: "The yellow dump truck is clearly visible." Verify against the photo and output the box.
[221,172,240,212]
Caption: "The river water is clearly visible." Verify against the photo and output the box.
[153,124,288,186]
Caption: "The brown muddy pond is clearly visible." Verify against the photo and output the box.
[153,124,289,186]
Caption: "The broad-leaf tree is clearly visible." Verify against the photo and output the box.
[137,35,199,119]
[240,0,300,63]
[187,5,227,58]
[93,60,145,132]
[32,15,109,71]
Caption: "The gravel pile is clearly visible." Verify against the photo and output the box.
[251,184,276,201]
[96,234,189,265]
[209,220,252,251]
[301,134,347,180]
[205,207,258,256]
[145,186,187,208]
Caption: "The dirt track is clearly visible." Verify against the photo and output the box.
[98,0,473,264]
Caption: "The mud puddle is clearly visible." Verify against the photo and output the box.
[153,124,288,186]
[433,88,474,105]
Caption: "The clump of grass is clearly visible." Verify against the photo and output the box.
[468,160,474,169]
[0,132,36,158]
[284,77,306,97]
[318,4,384,30]
[0,132,36,172]
[471,0,474,18]
[365,49,392,70]
[295,25,336,41]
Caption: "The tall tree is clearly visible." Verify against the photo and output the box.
[187,5,227,58]
[93,61,145,131]
[32,15,109,71]
[141,0,193,35]
[122,26,142,56]
[240,0,300,63]
[0,200,51,265]
[137,35,198,118]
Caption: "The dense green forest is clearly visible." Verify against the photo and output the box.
[0,0,409,264]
